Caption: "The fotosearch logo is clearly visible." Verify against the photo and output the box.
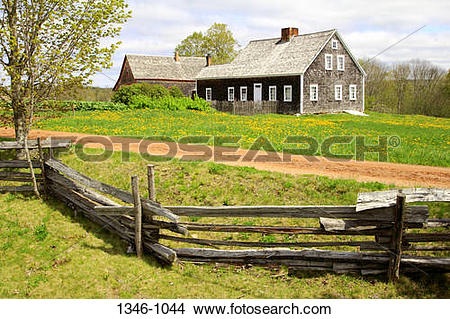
[59,135,401,163]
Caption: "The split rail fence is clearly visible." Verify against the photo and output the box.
[1,139,449,282]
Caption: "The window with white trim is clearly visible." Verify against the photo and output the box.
[349,85,357,101]
[310,84,318,101]
[205,88,212,101]
[269,86,277,101]
[332,39,338,50]
[240,86,247,101]
[227,87,235,102]
[337,55,345,71]
[325,54,333,70]
[283,85,292,102]
[335,85,342,101]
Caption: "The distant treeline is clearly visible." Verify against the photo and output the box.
[360,59,449,118]
[56,86,113,102]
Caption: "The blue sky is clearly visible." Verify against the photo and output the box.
[92,0,450,87]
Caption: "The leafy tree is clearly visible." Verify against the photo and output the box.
[175,23,238,64]
[175,32,207,57]
[0,0,131,146]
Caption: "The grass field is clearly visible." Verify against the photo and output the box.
[1,150,448,298]
[34,110,450,167]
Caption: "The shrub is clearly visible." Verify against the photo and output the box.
[112,83,170,104]
[129,94,213,112]
[168,86,184,98]
[39,100,127,111]
[142,84,169,99]
[111,84,143,105]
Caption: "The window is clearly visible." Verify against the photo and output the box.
[332,39,338,50]
[310,84,318,101]
[240,86,247,101]
[227,87,235,102]
[337,55,345,71]
[335,85,342,101]
[349,85,357,101]
[325,54,333,70]
[269,86,277,101]
[205,88,212,101]
[283,85,292,102]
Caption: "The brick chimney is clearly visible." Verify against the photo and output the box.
[206,54,212,67]
[281,27,299,42]
[174,51,180,62]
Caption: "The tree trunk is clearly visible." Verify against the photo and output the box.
[12,100,29,159]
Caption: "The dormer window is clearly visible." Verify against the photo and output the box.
[332,39,338,49]
[325,54,333,70]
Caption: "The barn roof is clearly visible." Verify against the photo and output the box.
[196,29,364,80]
[126,54,206,81]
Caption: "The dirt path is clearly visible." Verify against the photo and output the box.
[2,127,449,188]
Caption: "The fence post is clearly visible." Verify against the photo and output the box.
[131,175,143,258]
[147,164,156,202]
[388,193,406,282]
[36,137,47,194]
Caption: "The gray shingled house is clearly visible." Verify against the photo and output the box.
[114,52,207,96]
[196,28,366,114]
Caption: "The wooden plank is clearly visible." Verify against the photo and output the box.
[160,234,375,249]
[425,219,450,228]
[357,188,450,212]
[45,158,178,221]
[0,139,71,150]
[403,233,450,242]
[174,247,371,261]
[404,246,450,251]
[319,217,392,232]
[0,171,43,182]
[0,185,37,193]
[174,248,450,272]
[153,220,389,236]
[144,242,176,264]
[0,160,40,168]
[165,205,428,223]
[388,194,406,282]
[131,176,143,259]
[47,183,133,242]
[94,206,135,216]
[147,164,156,202]
[46,169,121,207]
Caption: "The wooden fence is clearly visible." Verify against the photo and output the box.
[1,139,449,282]
[212,101,278,115]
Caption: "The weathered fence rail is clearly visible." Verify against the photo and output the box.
[1,139,449,282]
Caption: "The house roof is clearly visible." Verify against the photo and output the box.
[126,54,206,81]
[196,29,364,80]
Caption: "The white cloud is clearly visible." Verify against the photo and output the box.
[92,0,450,87]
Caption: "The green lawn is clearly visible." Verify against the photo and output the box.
[1,150,448,298]
[34,110,450,167]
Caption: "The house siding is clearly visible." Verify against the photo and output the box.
[197,76,301,114]
[303,34,363,113]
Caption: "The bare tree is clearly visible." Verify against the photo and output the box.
[409,59,445,115]
[391,63,411,114]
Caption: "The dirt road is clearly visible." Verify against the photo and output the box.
[1,127,449,188]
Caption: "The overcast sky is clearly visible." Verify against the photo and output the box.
[92,0,450,87]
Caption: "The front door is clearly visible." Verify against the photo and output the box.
[254,83,262,102]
